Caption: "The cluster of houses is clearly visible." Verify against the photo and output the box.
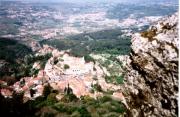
[0,45,124,103]
[0,70,45,100]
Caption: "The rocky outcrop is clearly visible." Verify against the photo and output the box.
[122,13,178,117]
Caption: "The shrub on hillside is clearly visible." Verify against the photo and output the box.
[43,84,52,98]
[64,64,70,69]
[93,83,102,92]
[116,75,124,84]
[141,30,156,41]
[162,23,172,30]
[84,55,95,63]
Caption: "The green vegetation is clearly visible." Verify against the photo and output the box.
[29,68,40,77]
[17,53,52,78]
[0,83,125,117]
[91,83,103,92]
[43,84,52,98]
[105,75,124,84]
[64,64,70,69]
[0,38,52,81]
[0,38,33,81]
[95,54,125,84]
[68,29,123,40]
[30,94,125,117]
[0,38,32,63]
[11,83,125,117]
[40,29,131,57]
[24,53,52,66]
[84,54,95,63]
[58,58,64,62]
[115,75,124,84]
[53,58,59,64]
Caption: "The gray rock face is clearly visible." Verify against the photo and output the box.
[122,13,178,117]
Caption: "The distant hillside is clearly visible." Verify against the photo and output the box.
[107,4,178,19]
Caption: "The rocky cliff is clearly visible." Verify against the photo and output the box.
[122,13,178,117]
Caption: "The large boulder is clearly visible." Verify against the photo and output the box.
[122,13,178,117]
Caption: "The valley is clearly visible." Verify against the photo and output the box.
[0,0,178,117]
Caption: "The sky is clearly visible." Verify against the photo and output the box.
[1,0,178,4]
[1,0,132,3]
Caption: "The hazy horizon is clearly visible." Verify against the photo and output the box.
[1,0,179,4]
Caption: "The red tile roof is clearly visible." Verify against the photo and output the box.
[27,81,34,87]
[0,80,7,85]
[22,85,29,91]
[34,77,42,81]
[1,88,13,97]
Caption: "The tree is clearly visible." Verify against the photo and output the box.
[62,84,78,102]
[78,106,91,117]
[43,84,52,98]
[46,93,57,105]
[84,55,95,63]
[93,83,102,92]
[30,89,36,97]
[116,75,124,84]
[64,64,70,69]
[64,84,73,95]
